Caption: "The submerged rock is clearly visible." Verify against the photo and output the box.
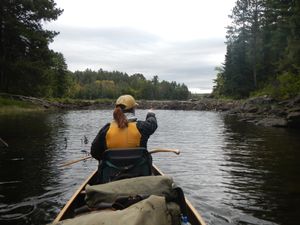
[256,117,288,127]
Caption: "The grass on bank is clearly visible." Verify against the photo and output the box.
[0,97,43,114]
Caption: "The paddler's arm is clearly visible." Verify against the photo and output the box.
[90,123,110,160]
[136,110,158,136]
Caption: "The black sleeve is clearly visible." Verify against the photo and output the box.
[90,123,110,160]
[136,112,158,137]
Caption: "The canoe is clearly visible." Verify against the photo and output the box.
[53,164,206,225]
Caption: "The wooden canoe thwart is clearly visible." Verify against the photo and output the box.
[53,165,206,225]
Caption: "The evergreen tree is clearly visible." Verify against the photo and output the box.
[0,0,63,96]
[213,0,300,99]
[280,0,300,74]
[223,0,254,97]
[49,51,70,97]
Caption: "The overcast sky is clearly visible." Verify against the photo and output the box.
[45,0,236,93]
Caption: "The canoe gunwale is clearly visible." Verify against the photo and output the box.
[53,171,96,223]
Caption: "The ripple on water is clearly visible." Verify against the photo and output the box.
[1,110,299,225]
[0,185,72,225]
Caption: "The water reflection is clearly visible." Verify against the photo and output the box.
[0,110,300,225]
[221,116,300,225]
[0,112,68,224]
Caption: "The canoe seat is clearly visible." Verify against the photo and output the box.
[97,148,152,184]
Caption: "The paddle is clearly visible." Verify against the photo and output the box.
[59,148,180,168]
[60,156,92,168]
[149,148,180,155]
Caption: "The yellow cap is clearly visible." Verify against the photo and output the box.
[115,95,138,110]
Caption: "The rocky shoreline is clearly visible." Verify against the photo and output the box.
[226,96,300,128]
[2,93,300,128]
[138,97,300,128]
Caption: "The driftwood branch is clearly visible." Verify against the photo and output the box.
[0,138,8,147]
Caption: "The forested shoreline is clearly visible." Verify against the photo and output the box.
[213,0,300,100]
[1,0,299,108]
[0,1,189,101]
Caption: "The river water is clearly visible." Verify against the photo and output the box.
[0,110,299,225]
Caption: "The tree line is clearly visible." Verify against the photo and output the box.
[213,0,300,99]
[0,0,190,100]
[70,70,190,100]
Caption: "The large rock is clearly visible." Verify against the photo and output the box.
[287,107,300,113]
[287,111,300,127]
[247,96,276,105]
[292,95,300,104]
[256,117,288,127]
[269,108,287,117]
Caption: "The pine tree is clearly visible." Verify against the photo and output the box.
[0,0,63,96]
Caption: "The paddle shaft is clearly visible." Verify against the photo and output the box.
[60,148,180,168]
[60,156,92,167]
[149,148,180,155]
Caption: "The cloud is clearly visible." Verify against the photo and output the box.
[44,0,237,93]
[48,25,226,93]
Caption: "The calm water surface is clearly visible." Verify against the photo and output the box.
[0,110,299,225]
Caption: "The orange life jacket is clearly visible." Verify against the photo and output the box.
[106,121,141,149]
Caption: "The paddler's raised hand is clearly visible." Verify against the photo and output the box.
[148,108,155,114]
